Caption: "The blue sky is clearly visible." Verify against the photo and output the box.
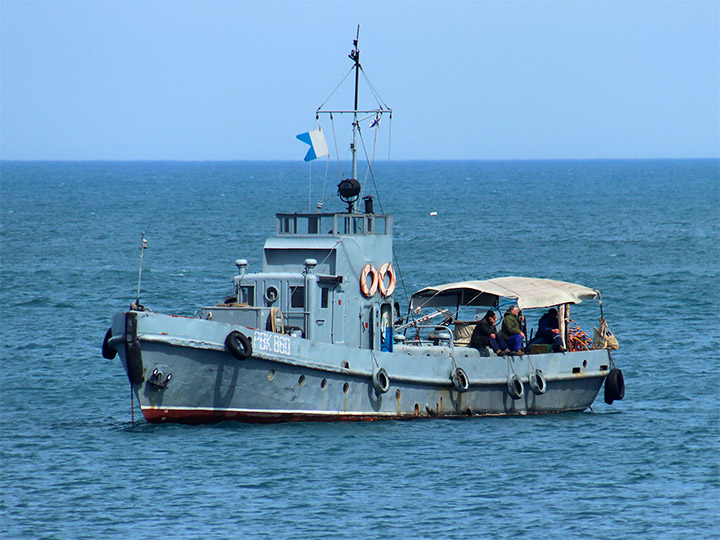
[1,0,718,160]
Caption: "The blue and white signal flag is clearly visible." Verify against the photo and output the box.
[296,128,329,162]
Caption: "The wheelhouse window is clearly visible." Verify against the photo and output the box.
[308,216,320,234]
[239,286,255,306]
[280,216,296,234]
[291,286,305,308]
[321,287,329,308]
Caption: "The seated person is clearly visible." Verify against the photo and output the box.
[471,310,509,355]
[501,305,525,355]
[528,308,566,352]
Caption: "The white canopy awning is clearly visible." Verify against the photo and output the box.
[410,276,598,310]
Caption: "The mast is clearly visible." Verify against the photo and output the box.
[349,26,360,183]
[315,27,391,213]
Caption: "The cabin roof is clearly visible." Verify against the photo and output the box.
[410,276,598,310]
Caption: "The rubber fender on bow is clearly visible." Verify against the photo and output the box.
[451,367,470,393]
[124,312,144,384]
[125,340,144,384]
[528,369,547,395]
[507,374,525,400]
[225,330,253,361]
[372,366,390,394]
[604,368,625,404]
[102,327,116,359]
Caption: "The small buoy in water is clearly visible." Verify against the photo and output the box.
[430,211,437,216]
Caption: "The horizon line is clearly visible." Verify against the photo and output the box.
[2,157,718,164]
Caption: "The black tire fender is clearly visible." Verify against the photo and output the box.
[102,327,116,359]
[225,330,252,361]
[372,366,390,394]
[507,374,525,400]
[529,369,547,395]
[604,368,625,404]
[451,367,470,393]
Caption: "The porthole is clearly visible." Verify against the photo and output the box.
[395,389,401,400]
[298,374,305,386]
[343,383,349,394]
[320,378,327,390]
[414,403,420,416]
[267,370,275,381]
[264,286,279,304]
[583,359,588,368]
[341,360,350,369]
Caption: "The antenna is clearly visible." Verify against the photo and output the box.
[349,26,361,185]
[134,232,148,310]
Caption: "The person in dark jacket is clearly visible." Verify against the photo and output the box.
[501,305,525,355]
[528,308,566,352]
[470,310,509,355]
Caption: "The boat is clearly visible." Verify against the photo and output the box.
[101,33,624,424]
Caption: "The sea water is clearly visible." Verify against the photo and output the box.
[1,160,718,539]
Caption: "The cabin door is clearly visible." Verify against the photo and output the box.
[361,304,374,350]
[331,290,344,345]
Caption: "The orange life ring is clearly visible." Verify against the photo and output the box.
[378,262,396,297]
[360,264,379,297]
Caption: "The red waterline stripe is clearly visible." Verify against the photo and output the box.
[141,407,409,424]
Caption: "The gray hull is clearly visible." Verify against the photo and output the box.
[110,310,610,424]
